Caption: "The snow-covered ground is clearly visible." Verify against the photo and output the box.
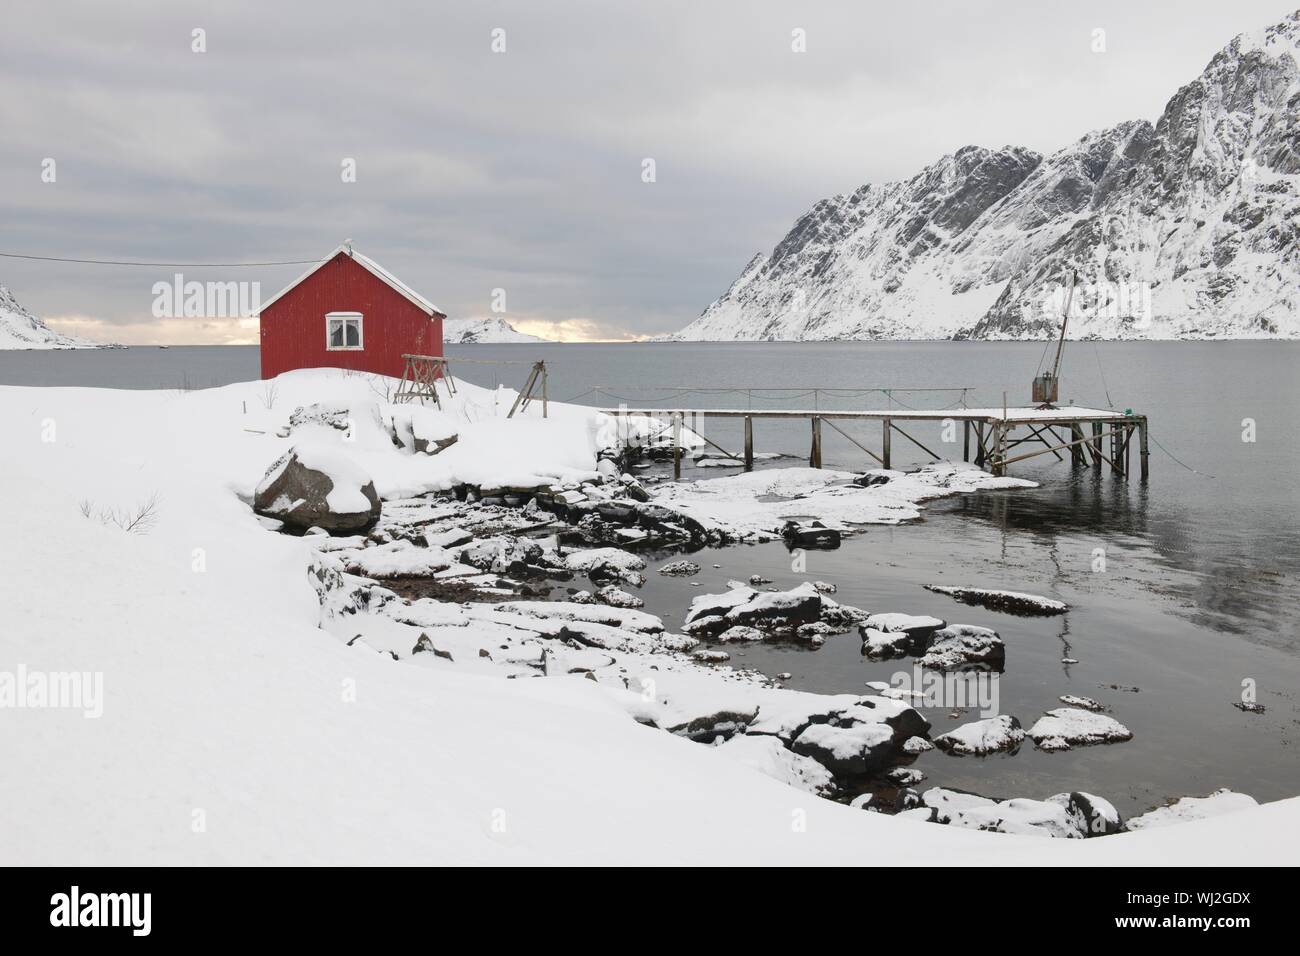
[2,368,1296,864]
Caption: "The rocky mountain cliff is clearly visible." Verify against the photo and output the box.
[0,283,97,349]
[671,11,1300,341]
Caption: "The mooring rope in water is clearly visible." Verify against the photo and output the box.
[1146,428,1217,479]
[1092,340,1115,408]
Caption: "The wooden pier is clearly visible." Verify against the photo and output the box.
[601,405,1150,482]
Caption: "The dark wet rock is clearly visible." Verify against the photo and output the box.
[254,448,381,533]
[923,584,1067,616]
[853,472,891,487]
[667,707,759,742]
[458,535,570,578]
[781,520,841,549]
[412,632,454,661]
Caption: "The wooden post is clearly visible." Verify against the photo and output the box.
[1124,424,1133,479]
[1069,424,1086,467]
[672,413,682,480]
[963,420,970,462]
[541,362,548,419]
[810,416,823,469]
[1091,422,1103,469]
[974,422,985,467]
[882,418,891,469]
[1139,417,1149,482]
[743,416,754,472]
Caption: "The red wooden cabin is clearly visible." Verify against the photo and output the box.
[258,243,445,379]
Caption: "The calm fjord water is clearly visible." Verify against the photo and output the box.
[5,341,1298,813]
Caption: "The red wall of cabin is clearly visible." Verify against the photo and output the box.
[259,252,443,380]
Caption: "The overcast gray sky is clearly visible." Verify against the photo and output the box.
[3,0,1297,343]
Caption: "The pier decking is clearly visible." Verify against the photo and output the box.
[600,405,1149,481]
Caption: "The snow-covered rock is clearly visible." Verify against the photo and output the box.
[933,715,1025,756]
[666,10,1300,342]
[253,445,382,532]
[860,613,946,660]
[1051,791,1124,836]
[788,698,930,777]
[596,584,644,608]
[1125,789,1259,831]
[1058,694,1106,712]
[684,582,856,640]
[713,734,835,796]
[917,787,1117,838]
[1029,707,1134,751]
[565,547,647,585]
[917,625,1006,671]
[339,539,451,577]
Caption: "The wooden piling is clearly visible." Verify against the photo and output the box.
[1139,417,1149,482]
[1069,424,1086,467]
[670,416,681,481]
[743,415,754,472]
[963,420,971,462]
[1091,422,1103,469]
[810,416,823,469]
[882,418,891,469]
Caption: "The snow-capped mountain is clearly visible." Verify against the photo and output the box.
[443,317,544,344]
[671,11,1300,341]
[0,283,98,349]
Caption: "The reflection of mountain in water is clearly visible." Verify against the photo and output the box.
[932,474,1299,651]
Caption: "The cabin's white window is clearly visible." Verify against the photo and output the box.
[326,312,363,350]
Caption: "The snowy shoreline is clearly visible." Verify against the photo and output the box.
[2,368,1294,864]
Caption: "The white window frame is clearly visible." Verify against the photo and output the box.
[325,312,364,351]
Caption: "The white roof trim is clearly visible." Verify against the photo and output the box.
[257,245,445,317]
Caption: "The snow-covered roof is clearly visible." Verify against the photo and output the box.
[258,245,445,317]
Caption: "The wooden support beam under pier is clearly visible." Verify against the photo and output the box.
[597,405,1146,481]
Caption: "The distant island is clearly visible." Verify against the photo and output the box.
[443,317,544,344]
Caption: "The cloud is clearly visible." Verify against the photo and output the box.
[511,316,646,343]
[45,314,258,346]
[3,0,1293,343]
